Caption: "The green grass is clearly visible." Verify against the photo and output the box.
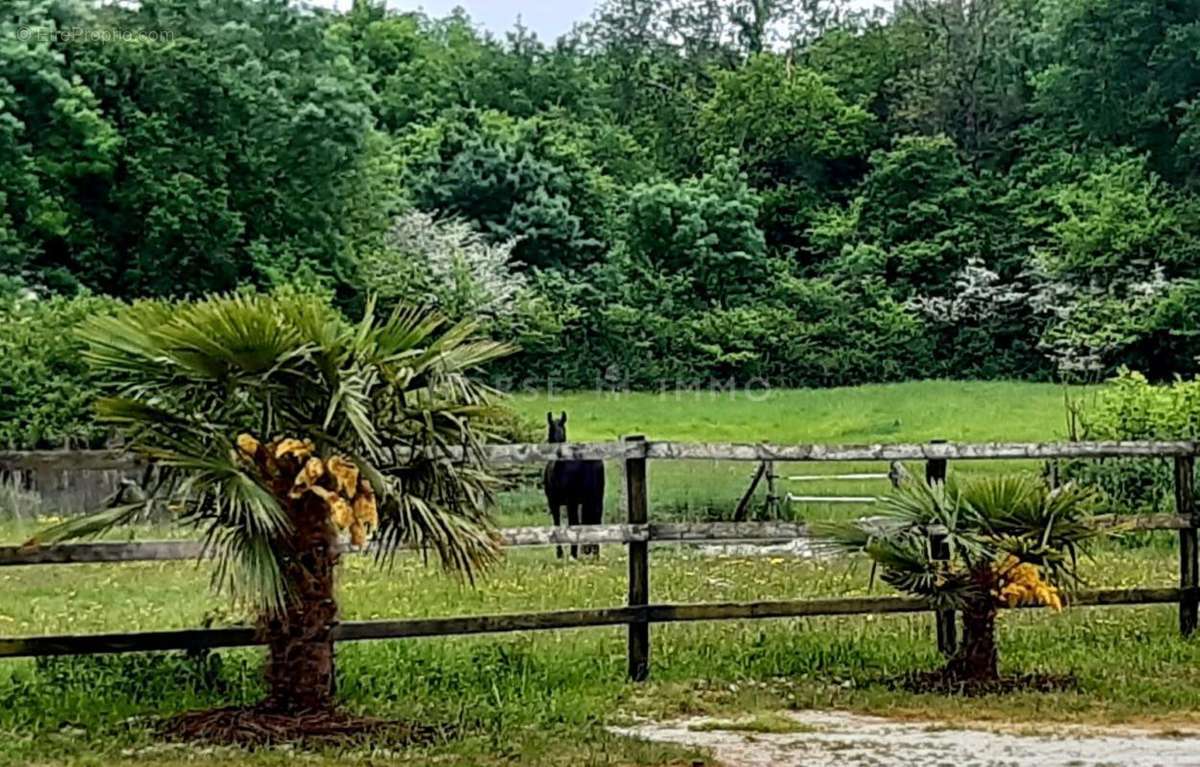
[512,380,1081,443]
[507,380,1086,523]
[0,539,1193,766]
[4,380,1086,538]
[8,380,1085,535]
[6,380,1189,767]
[687,714,821,734]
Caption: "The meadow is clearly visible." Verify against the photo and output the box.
[6,380,1197,767]
[502,380,1087,523]
[511,380,1081,443]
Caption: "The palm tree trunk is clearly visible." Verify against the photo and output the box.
[946,599,998,683]
[262,494,339,713]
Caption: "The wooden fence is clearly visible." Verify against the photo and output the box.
[0,449,141,516]
[0,439,1197,681]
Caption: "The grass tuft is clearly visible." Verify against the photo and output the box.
[688,713,821,734]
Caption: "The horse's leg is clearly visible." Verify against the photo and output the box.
[550,503,563,559]
[583,498,603,557]
[567,503,581,559]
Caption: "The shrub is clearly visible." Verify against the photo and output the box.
[0,288,120,449]
[1063,369,1200,515]
[611,156,770,308]
[396,108,611,269]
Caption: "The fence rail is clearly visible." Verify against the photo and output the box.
[3,440,1196,472]
[2,515,1188,567]
[1,522,815,566]
[1,439,1197,677]
[0,588,1188,659]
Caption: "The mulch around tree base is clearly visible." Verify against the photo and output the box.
[888,670,1079,697]
[161,706,448,748]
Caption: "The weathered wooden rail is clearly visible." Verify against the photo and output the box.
[1,588,1187,658]
[4,440,1196,472]
[0,521,817,566]
[1,439,1196,680]
[0,515,1183,567]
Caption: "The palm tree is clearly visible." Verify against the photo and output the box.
[31,293,512,714]
[821,473,1102,683]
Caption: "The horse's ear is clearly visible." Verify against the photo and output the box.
[559,412,568,425]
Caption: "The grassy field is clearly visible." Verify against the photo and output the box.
[7,380,1195,767]
[506,380,1084,523]
[511,380,1081,443]
[0,539,1194,766]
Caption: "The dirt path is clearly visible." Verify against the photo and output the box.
[612,711,1200,766]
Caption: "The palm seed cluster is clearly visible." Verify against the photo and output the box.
[236,434,379,546]
[994,555,1062,611]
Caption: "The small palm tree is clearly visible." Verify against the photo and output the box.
[31,293,511,714]
[821,473,1102,684]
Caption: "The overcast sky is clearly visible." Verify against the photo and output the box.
[312,1,893,42]
[405,1,597,39]
[313,1,598,40]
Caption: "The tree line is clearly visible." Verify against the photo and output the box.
[3,0,1199,412]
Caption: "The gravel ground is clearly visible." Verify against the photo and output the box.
[612,710,1200,766]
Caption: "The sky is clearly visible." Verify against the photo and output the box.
[319,1,601,41]
[313,1,891,43]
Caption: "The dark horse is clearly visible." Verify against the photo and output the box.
[544,412,604,558]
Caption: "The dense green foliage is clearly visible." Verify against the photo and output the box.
[5,0,1200,396]
[1064,370,1200,517]
[0,288,117,449]
[1076,370,1200,442]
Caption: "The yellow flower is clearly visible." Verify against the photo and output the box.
[273,438,314,461]
[236,433,261,458]
[289,456,325,498]
[352,480,378,530]
[993,556,1062,612]
[326,456,360,498]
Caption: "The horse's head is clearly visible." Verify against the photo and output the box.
[546,411,567,443]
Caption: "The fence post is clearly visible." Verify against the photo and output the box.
[1177,455,1197,637]
[926,439,957,656]
[924,439,948,485]
[764,460,780,519]
[624,435,650,681]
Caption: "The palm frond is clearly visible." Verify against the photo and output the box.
[202,524,288,616]
[874,475,956,529]
[363,458,500,580]
[807,518,875,555]
[324,366,382,460]
[377,303,445,348]
[29,501,160,545]
[866,534,977,608]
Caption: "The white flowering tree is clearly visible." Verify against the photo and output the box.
[357,211,529,321]
[910,256,1186,381]
[1031,263,1176,379]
